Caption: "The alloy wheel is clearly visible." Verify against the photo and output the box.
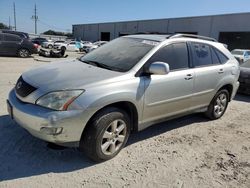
[19,49,29,57]
[101,119,127,155]
[214,93,227,117]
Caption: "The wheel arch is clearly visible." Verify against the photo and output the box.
[82,101,139,137]
[217,84,233,101]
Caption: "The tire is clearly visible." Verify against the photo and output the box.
[61,46,66,51]
[80,107,131,162]
[205,89,229,120]
[48,44,53,49]
[18,48,30,58]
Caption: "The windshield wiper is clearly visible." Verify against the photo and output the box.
[80,59,123,72]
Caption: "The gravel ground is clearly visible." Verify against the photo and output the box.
[0,54,250,188]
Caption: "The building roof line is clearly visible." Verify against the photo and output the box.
[72,12,250,26]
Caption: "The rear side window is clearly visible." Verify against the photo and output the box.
[4,34,21,42]
[0,34,3,41]
[211,47,221,65]
[148,42,189,71]
[191,42,213,66]
[214,48,228,64]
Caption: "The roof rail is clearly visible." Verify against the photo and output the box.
[168,33,217,42]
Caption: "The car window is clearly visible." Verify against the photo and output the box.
[210,47,221,65]
[147,42,189,71]
[214,48,228,64]
[246,51,250,56]
[231,50,244,55]
[80,37,154,72]
[0,34,3,41]
[4,34,21,42]
[70,42,75,45]
[191,42,213,67]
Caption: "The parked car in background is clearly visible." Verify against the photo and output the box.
[238,59,250,95]
[0,30,29,39]
[31,37,48,46]
[41,39,54,49]
[0,33,37,57]
[54,41,83,51]
[88,41,108,52]
[79,41,93,52]
[53,40,66,46]
[7,34,239,162]
[231,49,250,64]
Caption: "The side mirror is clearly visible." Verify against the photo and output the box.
[148,62,170,75]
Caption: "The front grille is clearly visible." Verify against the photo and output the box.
[15,76,37,97]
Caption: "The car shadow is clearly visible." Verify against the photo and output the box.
[0,113,208,182]
[234,94,250,102]
[0,115,93,182]
[127,113,208,146]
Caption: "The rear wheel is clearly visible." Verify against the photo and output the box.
[80,107,130,162]
[205,89,229,120]
[18,48,30,58]
[48,44,53,49]
[61,46,66,51]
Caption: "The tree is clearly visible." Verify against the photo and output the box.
[0,23,9,30]
[43,30,72,37]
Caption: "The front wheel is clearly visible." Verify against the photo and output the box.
[205,89,229,120]
[80,108,130,162]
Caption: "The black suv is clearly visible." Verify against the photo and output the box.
[0,33,37,57]
[0,30,29,39]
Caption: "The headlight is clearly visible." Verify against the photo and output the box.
[36,90,84,111]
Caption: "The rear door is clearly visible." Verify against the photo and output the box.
[1,34,22,55]
[190,42,227,109]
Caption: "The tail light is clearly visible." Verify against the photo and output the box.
[33,43,39,49]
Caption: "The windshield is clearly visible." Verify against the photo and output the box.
[80,37,156,72]
[231,50,244,55]
[241,60,250,68]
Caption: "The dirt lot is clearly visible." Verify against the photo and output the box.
[0,54,250,188]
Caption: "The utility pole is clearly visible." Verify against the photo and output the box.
[32,4,38,34]
[13,2,16,31]
[9,16,11,30]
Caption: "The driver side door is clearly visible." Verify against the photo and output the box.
[142,42,194,123]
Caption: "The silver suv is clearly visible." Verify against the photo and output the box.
[7,34,240,161]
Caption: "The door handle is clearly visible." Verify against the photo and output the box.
[185,74,193,80]
[218,69,224,74]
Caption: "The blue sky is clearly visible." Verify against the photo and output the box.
[1,0,250,34]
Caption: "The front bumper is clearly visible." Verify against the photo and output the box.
[8,89,91,147]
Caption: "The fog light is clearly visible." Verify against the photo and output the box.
[40,127,63,135]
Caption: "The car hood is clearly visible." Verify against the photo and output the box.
[22,59,123,91]
[233,55,243,59]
